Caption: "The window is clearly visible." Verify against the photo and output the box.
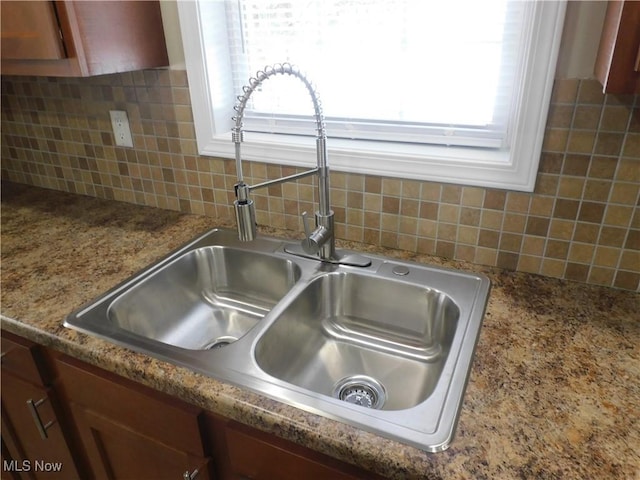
[178,0,566,191]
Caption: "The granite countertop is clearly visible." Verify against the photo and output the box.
[1,182,638,479]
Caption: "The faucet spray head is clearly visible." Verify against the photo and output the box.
[234,183,257,241]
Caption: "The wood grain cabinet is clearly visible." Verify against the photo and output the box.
[206,419,381,480]
[0,1,168,77]
[54,357,212,480]
[1,331,380,480]
[0,333,82,479]
[595,0,640,93]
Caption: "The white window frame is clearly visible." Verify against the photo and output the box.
[177,0,566,192]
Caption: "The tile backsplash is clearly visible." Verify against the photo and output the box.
[1,71,638,291]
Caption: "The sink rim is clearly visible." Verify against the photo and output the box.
[64,227,491,453]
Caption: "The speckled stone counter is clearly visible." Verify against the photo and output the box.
[1,182,639,479]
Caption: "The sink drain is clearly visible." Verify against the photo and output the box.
[333,375,386,409]
[204,336,238,349]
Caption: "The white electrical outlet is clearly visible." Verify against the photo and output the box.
[109,110,134,148]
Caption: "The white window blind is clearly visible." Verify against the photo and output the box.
[223,0,526,149]
[178,0,566,191]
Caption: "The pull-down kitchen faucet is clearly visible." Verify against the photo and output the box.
[232,63,369,267]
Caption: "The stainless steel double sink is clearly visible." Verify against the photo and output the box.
[65,228,490,452]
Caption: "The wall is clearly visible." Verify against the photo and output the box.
[1,4,638,292]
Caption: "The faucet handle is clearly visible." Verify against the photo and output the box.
[301,211,313,238]
[301,211,330,255]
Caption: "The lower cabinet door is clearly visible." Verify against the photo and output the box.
[69,403,211,480]
[1,372,80,479]
[224,422,371,480]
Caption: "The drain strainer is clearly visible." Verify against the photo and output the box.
[203,336,238,350]
[333,375,386,409]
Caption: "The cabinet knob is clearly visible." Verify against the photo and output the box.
[183,469,199,480]
[26,397,54,439]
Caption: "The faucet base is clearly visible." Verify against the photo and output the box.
[284,243,372,267]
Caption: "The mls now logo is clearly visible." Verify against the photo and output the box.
[3,459,63,473]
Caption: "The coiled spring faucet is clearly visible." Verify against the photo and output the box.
[232,63,369,267]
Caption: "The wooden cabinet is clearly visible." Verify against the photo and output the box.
[0,2,65,61]
[595,0,640,93]
[0,1,168,77]
[1,332,381,480]
[54,356,212,480]
[208,419,381,480]
[0,333,82,479]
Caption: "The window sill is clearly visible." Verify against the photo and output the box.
[200,132,538,191]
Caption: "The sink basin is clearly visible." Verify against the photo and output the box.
[255,271,459,410]
[108,246,301,350]
[65,228,490,452]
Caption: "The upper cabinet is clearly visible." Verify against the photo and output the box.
[595,0,640,94]
[1,1,169,77]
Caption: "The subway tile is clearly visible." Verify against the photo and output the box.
[578,202,606,223]
[614,270,640,290]
[553,199,580,220]
[557,177,585,199]
[499,233,523,253]
[529,196,554,216]
[459,207,481,226]
[505,192,531,213]
[420,202,438,220]
[538,152,563,174]
[417,219,437,238]
[542,128,569,152]
[622,133,640,157]
[567,130,596,154]
[572,105,601,130]
[2,72,638,292]
[435,241,455,258]
[518,255,542,274]
[497,251,519,270]
[534,174,559,196]
[483,189,507,210]
[598,226,626,247]
[475,247,498,267]
[525,216,550,237]
[364,176,382,193]
[594,132,624,156]
[588,266,615,286]
[562,154,591,176]
[568,243,595,263]
[565,263,589,282]
[626,229,640,250]
[548,218,576,240]
[548,104,575,128]
[400,198,419,217]
[600,105,631,131]
[437,223,458,242]
[382,195,400,214]
[593,246,621,267]
[616,159,640,182]
[551,78,579,103]
[502,213,527,233]
[454,245,476,262]
[441,185,462,204]
[604,204,634,227]
[577,79,606,105]
[417,237,436,255]
[583,179,612,202]
[521,235,545,256]
[540,258,566,278]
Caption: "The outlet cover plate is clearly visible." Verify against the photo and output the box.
[109,110,134,148]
